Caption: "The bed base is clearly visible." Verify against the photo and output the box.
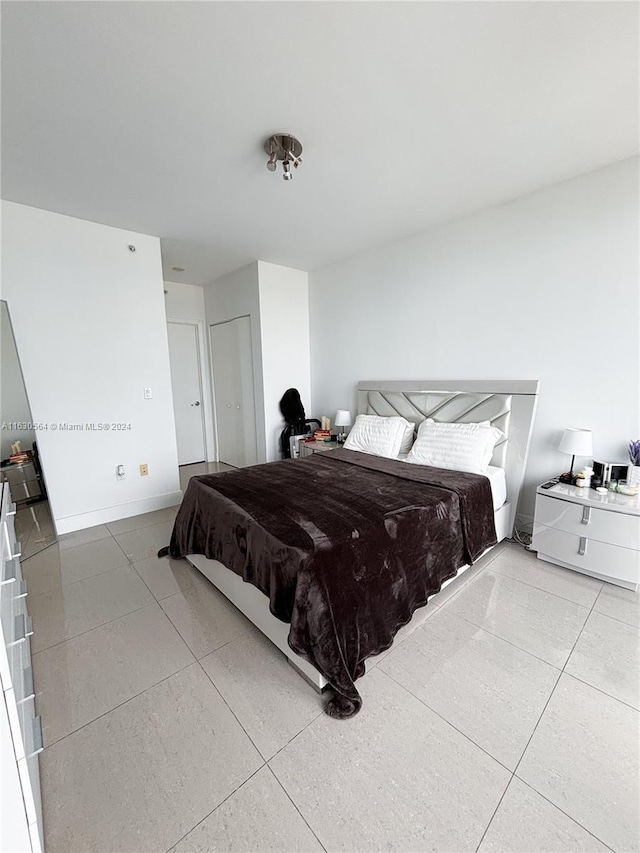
[187,502,510,691]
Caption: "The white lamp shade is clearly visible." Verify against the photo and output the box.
[558,428,593,457]
[334,409,352,428]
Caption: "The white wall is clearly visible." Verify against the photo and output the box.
[1,201,181,533]
[309,158,639,528]
[204,263,267,461]
[258,262,311,462]
[164,279,216,462]
[164,279,206,323]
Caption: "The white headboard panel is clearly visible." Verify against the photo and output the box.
[357,380,540,536]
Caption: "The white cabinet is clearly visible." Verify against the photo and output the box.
[532,482,640,590]
[0,481,44,853]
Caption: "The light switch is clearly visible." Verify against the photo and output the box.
[144,387,153,399]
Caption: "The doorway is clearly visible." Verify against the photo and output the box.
[210,316,258,468]
[167,321,206,466]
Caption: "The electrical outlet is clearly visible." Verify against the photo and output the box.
[116,465,125,480]
[139,464,148,476]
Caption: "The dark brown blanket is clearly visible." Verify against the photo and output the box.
[169,449,497,717]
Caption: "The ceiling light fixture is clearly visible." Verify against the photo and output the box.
[264,133,303,181]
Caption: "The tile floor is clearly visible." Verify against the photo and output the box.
[21,470,639,853]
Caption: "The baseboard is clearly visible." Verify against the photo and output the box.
[54,490,184,534]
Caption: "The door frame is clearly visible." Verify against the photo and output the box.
[166,318,216,464]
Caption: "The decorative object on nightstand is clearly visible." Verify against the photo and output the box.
[592,460,630,490]
[334,410,352,444]
[558,428,593,484]
[532,481,640,590]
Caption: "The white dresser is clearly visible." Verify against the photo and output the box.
[532,482,640,590]
[1,480,44,852]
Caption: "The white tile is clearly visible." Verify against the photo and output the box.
[444,571,589,667]
[106,507,178,535]
[15,501,55,547]
[270,668,510,852]
[421,539,506,613]
[18,504,58,558]
[200,628,324,760]
[594,582,640,628]
[33,602,194,745]
[57,524,111,551]
[171,766,322,853]
[22,547,65,597]
[112,519,174,562]
[517,673,640,853]
[28,564,154,652]
[22,536,129,595]
[491,543,603,607]
[160,577,251,659]
[566,610,640,709]
[40,664,263,853]
[134,553,198,600]
[478,777,610,853]
[366,599,439,667]
[21,528,58,560]
[379,609,560,769]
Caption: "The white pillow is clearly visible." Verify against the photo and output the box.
[399,421,416,455]
[344,414,413,459]
[405,419,504,474]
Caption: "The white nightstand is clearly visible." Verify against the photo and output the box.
[532,482,640,591]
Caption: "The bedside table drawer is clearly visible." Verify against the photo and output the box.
[535,494,640,549]
[533,524,640,586]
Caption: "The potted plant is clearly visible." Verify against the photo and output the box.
[629,440,640,486]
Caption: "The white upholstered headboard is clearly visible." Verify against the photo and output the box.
[357,380,539,537]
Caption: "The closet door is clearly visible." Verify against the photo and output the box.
[210,316,258,467]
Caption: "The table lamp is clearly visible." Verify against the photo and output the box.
[558,428,593,484]
[334,410,352,443]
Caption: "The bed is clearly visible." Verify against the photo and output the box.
[168,380,539,717]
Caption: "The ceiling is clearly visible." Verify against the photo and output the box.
[2,1,638,286]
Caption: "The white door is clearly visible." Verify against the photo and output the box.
[167,322,206,465]
[210,316,258,467]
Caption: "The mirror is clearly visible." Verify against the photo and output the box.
[1,300,56,557]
